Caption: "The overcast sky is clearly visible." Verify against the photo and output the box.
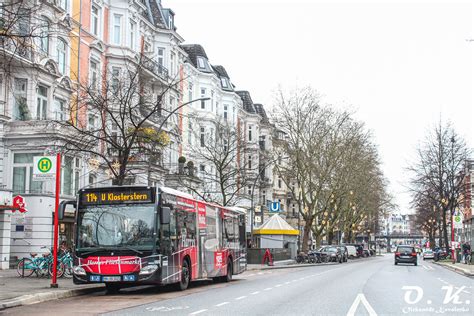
[167,0,474,214]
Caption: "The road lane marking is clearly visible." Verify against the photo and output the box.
[251,291,260,295]
[235,296,247,300]
[189,309,208,315]
[347,293,377,316]
[215,302,229,307]
[275,284,283,287]
[257,272,264,275]
[285,281,291,284]
[264,287,273,291]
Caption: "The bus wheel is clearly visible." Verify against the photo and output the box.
[105,283,121,294]
[222,262,232,282]
[177,260,190,291]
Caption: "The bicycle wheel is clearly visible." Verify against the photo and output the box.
[17,258,35,277]
[49,261,65,278]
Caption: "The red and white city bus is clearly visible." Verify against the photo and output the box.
[60,186,246,292]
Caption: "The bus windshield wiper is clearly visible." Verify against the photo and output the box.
[79,247,107,256]
[117,245,143,255]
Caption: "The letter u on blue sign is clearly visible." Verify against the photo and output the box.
[270,202,280,212]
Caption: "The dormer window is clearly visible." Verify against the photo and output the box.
[221,78,229,88]
[197,57,206,69]
[168,15,173,29]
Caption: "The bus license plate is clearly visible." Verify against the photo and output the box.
[102,276,121,282]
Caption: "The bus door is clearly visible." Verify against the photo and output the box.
[161,204,179,284]
[203,206,219,277]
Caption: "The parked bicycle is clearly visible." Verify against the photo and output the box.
[16,246,65,278]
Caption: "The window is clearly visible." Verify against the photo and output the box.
[248,125,253,142]
[53,97,65,121]
[262,190,266,204]
[200,88,206,109]
[88,114,97,132]
[18,9,29,36]
[12,153,43,194]
[111,67,121,92]
[197,57,206,69]
[188,82,193,102]
[200,127,205,147]
[59,0,69,12]
[223,104,228,121]
[57,38,67,75]
[13,78,28,120]
[36,85,48,120]
[200,165,205,172]
[210,90,214,112]
[39,18,49,54]
[187,121,192,145]
[91,4,100,36]
[278,177,282,189]
[113,14,122,45]
[129,20,136,50]
[221,78,228,88]
[247,185,252,195]
[170,52,176,76]
[248,154,252,169]
[63,156,81,196]
[88,174,96,186]
[157,48,165,66]
[223,139,228,152]
[90,60,99,90]
[168,15,173,29]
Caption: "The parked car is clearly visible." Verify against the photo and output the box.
[394,245,417,266]
[337,245,349,262]
[344,245,358,259]
[320,246,343,263]
[422,249,434,260]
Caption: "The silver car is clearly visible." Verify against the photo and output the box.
[423,250,434,260]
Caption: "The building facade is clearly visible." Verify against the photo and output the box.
[0,0,297,266]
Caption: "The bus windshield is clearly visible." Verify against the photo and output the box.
[77,204,155,251]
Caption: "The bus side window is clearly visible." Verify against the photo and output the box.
[162,205,177,254]
[239,214,246,248]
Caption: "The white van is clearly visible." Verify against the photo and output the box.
[345,245,357,258]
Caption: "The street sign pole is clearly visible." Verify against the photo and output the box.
[51,153,61,288]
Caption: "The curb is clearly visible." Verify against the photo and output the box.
[247,262,346,271]
[433,262,474,277]
[0,284,104,311]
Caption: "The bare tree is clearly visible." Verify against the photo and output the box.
[273,87,390,250]
[180,119,249,206]
[408,120,470,253]
[53,57,189,185]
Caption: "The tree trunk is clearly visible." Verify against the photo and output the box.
[302,219,312,252]
[442,208,450,253]
[328,230,334,245]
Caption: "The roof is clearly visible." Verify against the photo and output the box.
[236,91,256,113]
[254,103,270,123]
[212,65,229,78]
[148,0,167,28]
[180,44,211,71]
[253,214,299,235]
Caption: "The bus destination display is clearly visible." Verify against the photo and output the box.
[81,188,154,205]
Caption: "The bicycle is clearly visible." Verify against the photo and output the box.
[17,246,51,277]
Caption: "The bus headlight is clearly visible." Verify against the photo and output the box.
[139,264,158,275]
[73,266,86,276]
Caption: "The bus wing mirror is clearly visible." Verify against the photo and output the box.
[161,207,171,225]
[58,200,76,220]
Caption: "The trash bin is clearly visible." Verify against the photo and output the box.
[456,249,461,263]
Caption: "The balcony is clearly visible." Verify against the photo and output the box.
[141,54,169,82]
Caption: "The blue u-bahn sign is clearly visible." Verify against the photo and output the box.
[269,201,281,212]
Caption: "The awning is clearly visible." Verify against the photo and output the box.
[253,214,299,235]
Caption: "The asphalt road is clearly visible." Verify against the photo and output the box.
[2,255,473,316]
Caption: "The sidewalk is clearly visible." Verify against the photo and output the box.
[0,269,104,310]
[433,261,474,277]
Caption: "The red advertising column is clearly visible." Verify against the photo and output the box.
[51,153,61,288]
